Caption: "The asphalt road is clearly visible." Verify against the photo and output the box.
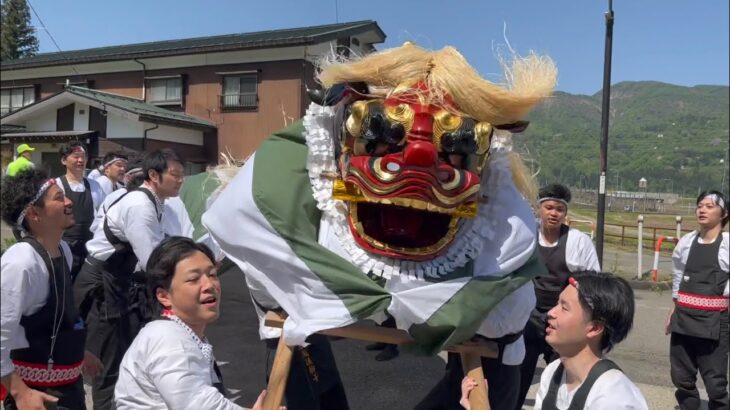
[204,269,713,410]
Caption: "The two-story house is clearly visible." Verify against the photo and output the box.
[0,20,385,175]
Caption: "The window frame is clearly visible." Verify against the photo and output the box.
[144,75,184,107]
[1,85,36,116]
[219,72,259,111]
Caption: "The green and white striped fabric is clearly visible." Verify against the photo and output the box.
[202,119,545,355]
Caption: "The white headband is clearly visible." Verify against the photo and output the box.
[539,197,569,208]
[125,167,143,177]
[15,179,57,231]
[104,157,127,169]
[700,194,726,210]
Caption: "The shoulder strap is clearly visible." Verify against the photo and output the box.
[136,187,161,222]
[19,237,66,279]
[103,191,135,252]
[59,175,72,195]
[102,188,161,251]
[542,363,564,410]
[568,359,622,410]
[82,177,91,191]
[542,360,622,410]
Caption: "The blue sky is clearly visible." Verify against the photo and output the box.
[25,0,729,95]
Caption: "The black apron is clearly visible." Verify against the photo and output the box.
[75,188,160,322]
[542,359,622,410]
[535,224,572,312]
[9,238,86,386]
[671,234,728,341]
[528,225,572,339]
[59,176,94,278]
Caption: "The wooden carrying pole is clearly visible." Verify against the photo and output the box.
[461,352,489,409]
[262,311,492,410]
[262,335,294,410]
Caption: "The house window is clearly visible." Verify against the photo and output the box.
[146,77,183,105]
[221,74,257,109]
[1,86,35,116]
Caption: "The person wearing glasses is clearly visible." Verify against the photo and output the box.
[74,148,185,410]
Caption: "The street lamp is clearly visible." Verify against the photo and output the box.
[595,0,615,267]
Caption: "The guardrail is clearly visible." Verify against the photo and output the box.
[568,215,691,279]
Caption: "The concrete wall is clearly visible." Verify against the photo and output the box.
[73,103,90,130]
[106,114,144,139]
[146,124,203,146]
[25,110,56,131]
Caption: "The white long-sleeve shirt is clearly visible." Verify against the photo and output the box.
[534,358,648,410]
[95,175,124,197]
[115,320,243,410]
[55,176,105,211]
[539,227,602,273]
[0,241,73,377]
[86,189,164,271]
[86,168,102,181]
[672,231,729,299]
[90,191,194,239]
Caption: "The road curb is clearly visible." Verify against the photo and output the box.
[628,279,672,291]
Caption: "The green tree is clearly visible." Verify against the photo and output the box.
[1,0,39,61]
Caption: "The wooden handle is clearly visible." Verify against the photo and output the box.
[460,352,490,410]
[263,311,497,358]
[262,335,293,410]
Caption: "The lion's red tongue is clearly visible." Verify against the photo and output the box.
[380,205,424,244]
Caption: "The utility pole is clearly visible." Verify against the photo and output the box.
[595,0,614,267]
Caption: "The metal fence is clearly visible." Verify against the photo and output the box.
[220,93,257,109]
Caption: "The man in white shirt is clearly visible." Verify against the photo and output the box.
[533,272,648,410]
[516,183,600,409]
[56,141,106,280]
[1,169,102,409]
[90,154,194,239]
[73,148,185,410]
[666,190,729,410]
[95,152,127,196]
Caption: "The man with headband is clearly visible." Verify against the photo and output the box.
[56,141,106,280]
[533,272,647,409]
[516,183,600,409]
[1,170,102,409]
[74,148,185,410]
[91,153,194,238]
[96,152,128,196]
[666,190,729,410]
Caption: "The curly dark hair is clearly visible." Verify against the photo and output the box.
[538,183,572,203]
[1,169,51,234]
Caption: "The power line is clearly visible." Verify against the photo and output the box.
[25,0,80,75]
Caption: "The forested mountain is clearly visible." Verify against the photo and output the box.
[513,81,729,196]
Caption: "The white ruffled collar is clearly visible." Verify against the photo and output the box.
[303,103,517,280]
